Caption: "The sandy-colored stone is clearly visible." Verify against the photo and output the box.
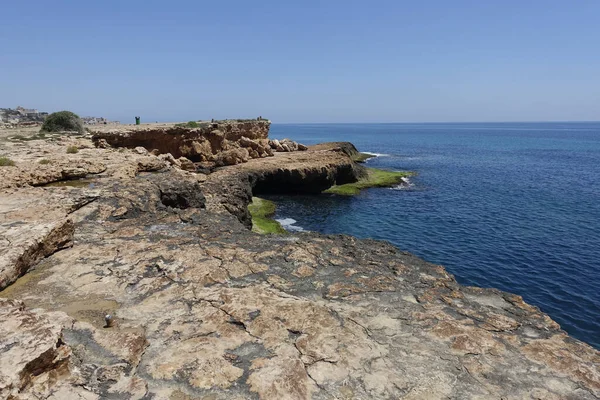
[0,128,598,399]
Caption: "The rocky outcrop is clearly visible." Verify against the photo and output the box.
[90,121,310,168]
[309,142,374,162]
[1,129,599,399]
[91,120,274,164]
[269,138,308,152]
[203,147,365,228]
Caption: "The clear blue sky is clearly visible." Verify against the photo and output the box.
[1,1,599,123]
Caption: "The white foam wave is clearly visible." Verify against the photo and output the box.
[275,217,305,232]
[391,176,415,190]
[361,152,390,157]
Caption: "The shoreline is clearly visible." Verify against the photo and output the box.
[0,123,598,399]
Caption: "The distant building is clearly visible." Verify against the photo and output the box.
[1,106,47,124]
[82,116,109,125]
[16,106,38,116]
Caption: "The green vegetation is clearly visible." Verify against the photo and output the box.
[39,159,51,164]
[66,145,79,154]
[324,168,414,195]
[175,121,200,128]
[40,111,84,134]
[248,197,286,234]
[0,156,15,166]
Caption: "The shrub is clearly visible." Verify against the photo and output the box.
[0,156,15,166]
[39,159,51,164]
[175,121,200,128]
[66,145,79,154]
[41,111,84,134]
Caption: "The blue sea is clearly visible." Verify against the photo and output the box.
[268,122,600,349]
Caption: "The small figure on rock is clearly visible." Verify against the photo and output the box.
[104,314,114,328]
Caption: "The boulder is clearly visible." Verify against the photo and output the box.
[239,136,260,150]
[134,146,148,155]
[214,148,250,166]
[268,138,307,152]
[94,138,110,149]
[178,157,196,172]
[190,140,213,161]
[158,153,180,167]
[280,138,298,151]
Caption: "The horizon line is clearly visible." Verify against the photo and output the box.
[120,119,600,125]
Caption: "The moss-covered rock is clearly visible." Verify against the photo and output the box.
[324,167,413,195]
[248,197,286,234]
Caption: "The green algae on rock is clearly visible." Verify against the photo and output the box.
[248,196,286,234]
[324,167,414,195]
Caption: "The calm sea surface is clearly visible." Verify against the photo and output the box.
[268,122,600,349]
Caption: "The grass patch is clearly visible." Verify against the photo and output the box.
[0,156,15,166]
[66,145,79,154]
[39,159,51,164]
[324,168,414,195]
[248,197,286,234]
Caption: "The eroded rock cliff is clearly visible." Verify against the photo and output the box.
[0,130,598,399]
[90,120,308,168]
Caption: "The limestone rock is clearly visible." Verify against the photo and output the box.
[269,138,307,153]
[91,120,271,161]
[178,156,196,171]
[0,299,74,400]
[0,218,74,290]
[0,128,598,399]
[158,152,180,167]
[134,146,148,155]
[94,138,110,149]
[190,140,213,161]
[239,136,260,150]
[214,148,250,166]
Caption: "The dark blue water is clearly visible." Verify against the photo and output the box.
[268,122,600,349]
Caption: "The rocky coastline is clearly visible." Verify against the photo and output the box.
[0,122,598,399]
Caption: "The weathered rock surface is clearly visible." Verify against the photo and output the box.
[309,142,374,162]
[0,130,599,399]
[91,120,275,165]
[0,299,76,400]
[90,121,308,167]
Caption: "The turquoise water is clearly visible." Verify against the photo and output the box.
[268,122,600,349]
